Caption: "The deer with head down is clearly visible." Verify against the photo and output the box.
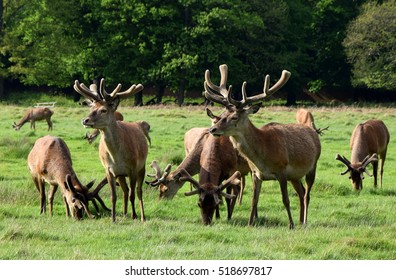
[204,64,321,229]
[28,135,109,219]
[13,107,54,131]
[147,132,242,224]
[74,78,148,222]
[296,108,328,135]
[335,119,389,190]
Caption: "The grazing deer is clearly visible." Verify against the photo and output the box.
[295,108,328,135]
[28,135,108,219]
[13,107,54,131]
[204,64,321,229]
[74,78,148,222]
[147,133,242,224]
[335,119,389,190]
[181,169,241,225]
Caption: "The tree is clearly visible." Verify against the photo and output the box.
[343,0,396,91]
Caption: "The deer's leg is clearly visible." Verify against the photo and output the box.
[379,152,386,188]
[107,174,117,223]
[304,167,316,225]
[135,168,146,222]
[238,175,246,206]
[33,176,46,214]
[291,180,305,225]
[372,160,378,188]
[48,184,58,216]
[47,118,53,131]
[249,174,262,226]
[278,176,294,229]
[117,176,129,217]
[225,184,238,220]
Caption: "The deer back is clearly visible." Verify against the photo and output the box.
[350,119,390,163]
[231,121,321,181]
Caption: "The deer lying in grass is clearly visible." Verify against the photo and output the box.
[296,108,328,135]
[13,107,54,131]
[28,135,109,219]
[74,78,148,222]
[204,64,321,229]
[335,119,389,190]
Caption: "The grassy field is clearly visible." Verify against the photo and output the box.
[0,94,396,260]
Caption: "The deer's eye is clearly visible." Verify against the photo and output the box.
[100,108,107,114]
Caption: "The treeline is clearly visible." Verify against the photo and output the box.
[0,0,395,104]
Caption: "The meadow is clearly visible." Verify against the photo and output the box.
[0,93,396,260]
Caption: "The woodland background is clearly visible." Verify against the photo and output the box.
[0,0,395,105]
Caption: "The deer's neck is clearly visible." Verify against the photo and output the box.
[351,133,369,163]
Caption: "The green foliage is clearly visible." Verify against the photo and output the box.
[1,98,396,259]
[343,0,396,91]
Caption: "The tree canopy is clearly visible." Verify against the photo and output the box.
[0,0,394,102]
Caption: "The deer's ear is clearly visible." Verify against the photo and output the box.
[246,105,261,115]
[109,97,120,110]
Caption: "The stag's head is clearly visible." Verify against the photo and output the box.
[335,153,378,190]
[204,64,291,137]
[179,169,240,225]
[63,175,95,219]
[145,161,182,199]
[74,78,143,129]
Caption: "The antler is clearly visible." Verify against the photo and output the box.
[361,153,378,177]
[204,64,291,109]
[86,177,111,212]
[335,154,352,175]
[216,171,241,200]
[74,78,144,103]
[204,64,232,107]
[145,160,172,187]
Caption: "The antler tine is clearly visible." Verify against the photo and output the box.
[204,64,233,107]
[99,78,144,101]
[361,153,378,169]
[145,161,172,186]
[178,168,201,196]
[74,80,102,102]
[218,171,241,192]
[335,154,352,175]
[263,70,291,97]
[149,160,162,179]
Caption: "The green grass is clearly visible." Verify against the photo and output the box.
[1,96,396,260]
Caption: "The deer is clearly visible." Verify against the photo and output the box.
[74,78,148,223]
[204,64,321,229]
[295,108,328,135]
[181,169,241,225]
[335,119,389,190]
[84,111,124,144]
[13,107,54,131]
[27,135,109,219]
[147,132,242,224]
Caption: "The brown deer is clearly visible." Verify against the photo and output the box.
[28,135,109,219]
[84,111,124,144]
[147,133,242,224]
[181,169,241,225]
[204,64,321,229]
[13,107,54,131]
[295,108,328,135]
[335,119,389,190]
[74,78,148,222]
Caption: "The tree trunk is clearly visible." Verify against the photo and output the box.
[177,78,185,107]
[156,83,165,104]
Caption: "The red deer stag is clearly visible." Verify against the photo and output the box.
[28,135,108,219]
[13,107,53,131]
[85,111,124,144]
[295,108,328,135]
[74,78,148,222]
[204,64,321,229]
[180,169,241,225]
[148,132,242,224]
[335,119,389,190]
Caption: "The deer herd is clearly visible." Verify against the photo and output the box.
[12,64,390,228]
